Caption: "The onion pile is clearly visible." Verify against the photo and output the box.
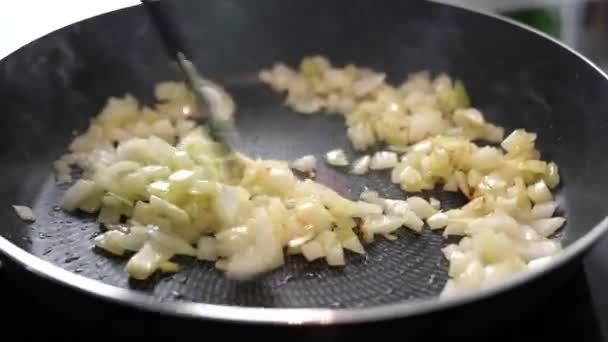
[53,56,566,297]
[259,55,503,151]
[55,81,430,281]
[260,56,565,296]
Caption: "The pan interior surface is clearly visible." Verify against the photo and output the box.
[1,0,608,310]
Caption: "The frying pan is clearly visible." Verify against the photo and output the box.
[1,0,608,334]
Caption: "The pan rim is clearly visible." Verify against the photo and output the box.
[1,0,608,325]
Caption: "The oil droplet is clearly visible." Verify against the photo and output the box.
[75,268,83,273]
[330,302,343,308]
[304,272,316,279]
[277,274,293,287]
[172,290,184,299]
[38,232,48,239]
[176,274,188,284]
[427,274,436,284]
[53,206,61,211]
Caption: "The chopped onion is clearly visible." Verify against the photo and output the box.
[369,151,398,170]
[325,149,349,166]
[355,201,383,217]
[301,240,325,261]
[12,205,35,222]
[429,197,441,210]
[362,215,406,236]
[353,73,386,97]
[197,236,218,261]
[53,60,568,293]
[427,212,448,230]
[530,201,558,220]
[351,155,371,175]
[527,180,553,204]
[290,155,317,173]
[406,196,437,219]
[530,217,566,237]
[470,146,502,171]
[517,240,560,261]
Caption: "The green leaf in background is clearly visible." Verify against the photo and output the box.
[500,8,561,38]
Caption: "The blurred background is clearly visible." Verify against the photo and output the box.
[2,0,608,71]
[439,0,608,71]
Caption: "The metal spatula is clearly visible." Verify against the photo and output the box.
[141,0,239,151]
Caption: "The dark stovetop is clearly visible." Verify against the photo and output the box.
[2,234,608,339]
[2,1,608,339]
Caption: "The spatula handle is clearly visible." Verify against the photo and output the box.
[140,0,192,59]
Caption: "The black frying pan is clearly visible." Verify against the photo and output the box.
[0,0,607,333]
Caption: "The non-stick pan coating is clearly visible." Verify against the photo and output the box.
[1,0,607,312]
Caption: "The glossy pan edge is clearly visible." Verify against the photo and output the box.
[0,1,607,325]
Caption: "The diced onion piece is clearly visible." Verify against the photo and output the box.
[121,225,150,251]
[216,226,254,258]
[326,244,345,266]
[406,196,437,219]
[399,166,423,191]
[448,250,476,278]
[454,259,484,290]
[94,231,126,256]
[369,151,398,170]
[429,197,441,210]
[470,146,502,171]
[472,229,515,264]
[61,179,104,213]
[362,215,405,237]
[530,217,566,237]
[214,186,247,227]
[301,240,325,261]
[397,207,424,233]
[295,200,334,232]
[317,231,345,266]
[353,73,385,97]
[442,244,458,259]
[427,212,448,230]
[467,212,522,239]
[189,180,218,196]
[290,155,317,173]
[501,129,536,156]
[355,201,383,217]
[287,231,315,248]
[443,222,468,237]
[325,149,349,166]
[544,162,560,188]
[149,228,196,256]
[159,261,180,273]
[336,226,365,254]
[12,205,35,222]
[197,236,218,261]
[530,201,558,220]
[517,240,560,261]
[527,180,553,204]
[482,257,526,287]
[351,155,371,175]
